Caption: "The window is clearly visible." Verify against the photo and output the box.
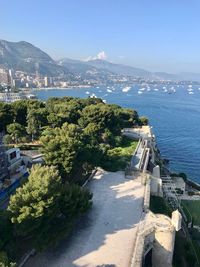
[10,151,16,160]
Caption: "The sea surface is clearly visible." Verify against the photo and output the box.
[34,84,200,183]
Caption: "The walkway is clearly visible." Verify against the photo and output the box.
[25,169,145,267]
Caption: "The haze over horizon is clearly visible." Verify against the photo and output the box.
[1,0,200,73]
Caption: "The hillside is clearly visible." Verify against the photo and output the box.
[0,39,69,76]
[86,59,152,78]
[1,39,200,81]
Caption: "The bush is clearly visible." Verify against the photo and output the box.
[139,116,149,125]
[3,135,12,144]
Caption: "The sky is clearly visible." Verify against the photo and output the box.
[1,0,200,73]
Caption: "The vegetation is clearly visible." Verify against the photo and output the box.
[150,196,172,217]
[182,200,200,225]
[0,97,147,264]
[0,211,16,267]
[173,231,197,267]
[8,165,92,250]
[101,137,138,171]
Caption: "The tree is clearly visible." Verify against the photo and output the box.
[8,165,61,236]
[78,103,120,135]
[59,184,92,218]
[0,211,16,267]
[0,103,14,132]
[6,123,25,144]
[40,123,85,181]
[139,116,149,126]
[11,100,28,126]
[26,108,47,141]
[8,165,92,249]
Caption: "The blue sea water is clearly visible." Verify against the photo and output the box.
[34,84,200,183]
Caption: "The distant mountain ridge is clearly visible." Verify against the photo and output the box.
[0,39,68,76]
[85,59,152,78]
[1,39,200,81]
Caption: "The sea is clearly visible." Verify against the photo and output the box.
[33,84,200,183]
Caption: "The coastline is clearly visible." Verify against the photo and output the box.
[32,85,92,91]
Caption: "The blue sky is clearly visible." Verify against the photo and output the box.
[1,0,200,73]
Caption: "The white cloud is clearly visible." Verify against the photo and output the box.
[84,51,107,61]
[96,51,107,60]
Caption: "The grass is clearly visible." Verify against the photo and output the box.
[173,231,198,267]
[182,200,200,225]
[102,137,138,172]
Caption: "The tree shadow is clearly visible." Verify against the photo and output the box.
[25,170,144,267]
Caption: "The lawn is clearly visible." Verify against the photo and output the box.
[102,137,138,172]
[181,200,200,225]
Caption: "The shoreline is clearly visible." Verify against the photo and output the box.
[31,86,92,91]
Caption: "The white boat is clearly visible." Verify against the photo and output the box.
[138,91,143,94]
[86,91,90,94]
[107,89,112,93]
[188,91,194,94]
[122,86,131,93]
[90,93,97,98]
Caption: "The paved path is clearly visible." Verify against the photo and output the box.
[25,170,145,267]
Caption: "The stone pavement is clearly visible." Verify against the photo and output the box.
[25,169,145,267]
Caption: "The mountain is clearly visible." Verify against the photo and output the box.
[0,39,69,76]
[1,39,200,82]
[85,59,152,78]
[153,72,177,81]
[58,58,114,79]
[177,72,200,82]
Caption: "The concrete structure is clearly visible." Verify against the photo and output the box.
[151,165,163,197]
[123,126,156,173]
[172,210,182,231]
[21,150,44,167]
[131,211,178,267]
[173,176,186,194]
[0,147,28,199]
[6,148,22,175]
[123,126,180,267]
[0,132,9,180]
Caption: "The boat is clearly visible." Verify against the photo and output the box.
[90,93,97,98]
[122,86,131,93]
